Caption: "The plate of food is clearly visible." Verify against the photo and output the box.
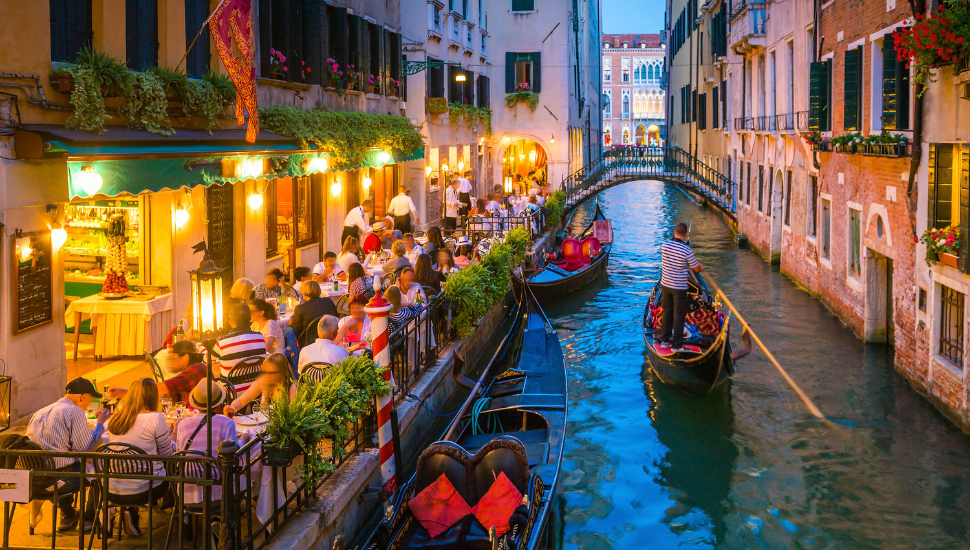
[234,412,269,426]
[98,291,133,300]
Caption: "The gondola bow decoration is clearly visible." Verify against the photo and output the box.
[209,0,259,143]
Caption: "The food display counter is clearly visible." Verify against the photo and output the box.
[63,199,142,287]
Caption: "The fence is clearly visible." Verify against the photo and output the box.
[455,208,544,244]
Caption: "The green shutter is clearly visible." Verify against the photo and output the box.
[809,61,825,130]
[961,144,970,272]
[929,144,938,231]
[883,35,898,130]
[329,6,348,69]
[844,47,862,131]
[302,0,327,85]
[532,51,541,92]
[511,0,534,12]
[930,144,955,230]
[505,52,515,93]
[359,19,371,90]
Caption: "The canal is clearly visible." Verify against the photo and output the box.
[545,180,970,549]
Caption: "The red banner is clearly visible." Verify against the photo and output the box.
[210,0,259,143]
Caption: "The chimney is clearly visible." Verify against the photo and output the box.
[613,36,620,48]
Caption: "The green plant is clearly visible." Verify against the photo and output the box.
[181,78,234,133]
[120,70,174,136]
[831,131,864,149]
[259,105,425,168]
[65,66,110,133]
[864,129,908,144]
[72,46,132,93]
[444,232,527,336]
[505,227,530,264]
[919,225,960,265]
[204,72,237,106]
[146,66,190,99]
[504,91,540,114]
[802,131,823,145]
[544,190,566,227]
[447,103,492,136]
[893,3,970,96]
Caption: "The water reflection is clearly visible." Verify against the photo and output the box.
[549,181,970,550]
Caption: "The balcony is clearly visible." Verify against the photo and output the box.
[734,117,754,131]
[729,1,766,55]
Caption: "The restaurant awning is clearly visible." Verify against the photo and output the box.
[20,125,424,199]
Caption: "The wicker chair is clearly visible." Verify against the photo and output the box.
[0,439,83,537]
[380,272,397,291]
[299,315,325,348]
[334,294,351,316]
[299,362,332,384]
[145,349,165,383]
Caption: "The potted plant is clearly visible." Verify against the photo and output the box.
[49,65,74,92]
[269,47,287,80]
[504,82,540,114]
[367,74,379,93]
[387,77,400,97]
[892,3,970,96]
[919,225,960,268]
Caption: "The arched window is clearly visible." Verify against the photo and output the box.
[622,94,630,118]
[622,128,630,145]
[604,126,611,146]
[648,65,654,80]
[602,92,611,118]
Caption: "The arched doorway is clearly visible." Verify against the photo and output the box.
[635,125,646,146]
[647,124,661,146]
[500,138,548,193]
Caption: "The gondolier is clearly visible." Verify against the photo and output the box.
[458,171,473,222]
[387,186,418,233]
[658,222,704,351]
[342,199,374,245]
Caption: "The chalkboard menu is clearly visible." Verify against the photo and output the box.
[12,233,53,334]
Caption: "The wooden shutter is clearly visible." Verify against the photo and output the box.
[809,60,831,131]
[348,14,362,84]
[358,19,371,89]
[428,57,444,98]
[698,92,707,130]
[505,52,515,93]
[843,46,862,131]
[928,144,955,230]
[928,144,938,231]
[511,0,534,11]
[126,0,158,71]
[532,51,541,92]
[882,35,898,130]
[302,0,327,85]
[960,145,970,273]
[374,27,386,95]
[185,0,212,78]
[51,0,93,62]
[328,5,348,70]
[390,32,403,97]
[259,0,272,76]
[711,86,719,128]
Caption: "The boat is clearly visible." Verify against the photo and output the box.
[513,201,613,303]
[641,271,739,395]
[358,284,567,550]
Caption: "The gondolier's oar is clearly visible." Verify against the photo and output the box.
[701,272,829,422]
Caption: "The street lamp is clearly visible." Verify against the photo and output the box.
[189,241,226,339]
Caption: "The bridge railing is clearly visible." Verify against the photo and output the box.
[562,147,736,215]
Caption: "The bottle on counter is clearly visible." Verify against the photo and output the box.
[175,319,186,342]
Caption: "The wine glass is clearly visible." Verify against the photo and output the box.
[251,402,262,421]
[161,396,172,414]
[175,401,186,418]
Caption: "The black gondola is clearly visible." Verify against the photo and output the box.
[359,285,566,549]
[513,201,613,303]
[641,271,736,395]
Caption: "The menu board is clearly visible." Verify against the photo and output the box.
[12,233,53,334]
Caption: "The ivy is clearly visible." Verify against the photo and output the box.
[544,190,566,227]
[259,105,425,169]
[120,71,174,136]
[504,91,540,115]
[65,66,110,133]
[447,103,493,136]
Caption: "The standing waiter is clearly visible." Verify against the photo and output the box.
[342,199,374,246]
[658,222,704,351]
[457,171,473,223]
[387,186,419,234]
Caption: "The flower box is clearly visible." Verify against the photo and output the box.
[426,97,448,114]
[261,441,302,467]
[367,85,376,94]
[50,74,74,92]
[938,252,959,269]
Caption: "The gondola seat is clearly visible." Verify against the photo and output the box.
[581,237,601,260]
[650,305,721,337]
[554,238,587,271]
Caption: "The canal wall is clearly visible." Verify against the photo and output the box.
[267,298,512,550]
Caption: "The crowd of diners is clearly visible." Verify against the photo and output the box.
[14,180,549,540]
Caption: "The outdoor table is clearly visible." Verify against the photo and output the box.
[66,293,174,361]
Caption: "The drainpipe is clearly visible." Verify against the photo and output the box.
[0,74,72,111]
[906,0,925,240]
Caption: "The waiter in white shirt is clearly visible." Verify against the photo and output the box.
[342,199,374,246]
[458,171,473,222]
[387,186,419,234]
[444,179,464,231]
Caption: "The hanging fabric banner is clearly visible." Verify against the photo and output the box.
[210,0,259,143]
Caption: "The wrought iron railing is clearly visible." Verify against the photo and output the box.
[388,294,454,402]
[775,113,794,131]
[795,110,810,130]
[458,209,544,243]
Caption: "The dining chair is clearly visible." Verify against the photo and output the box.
[299,315,325,348]
[225,357,263,389]
[299,363,332,384]
[145,349,165,383]
[164,450,222,550]
[1,439,83,537]
[380,272,397,291]
[334,294,351,316]
[90,442,160,544]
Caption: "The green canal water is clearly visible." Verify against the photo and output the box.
[545,181,970,549]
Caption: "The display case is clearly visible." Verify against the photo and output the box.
[63,199,143,286]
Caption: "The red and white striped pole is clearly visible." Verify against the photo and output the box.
[365,278,397,497]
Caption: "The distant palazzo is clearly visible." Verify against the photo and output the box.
[601,33,667,148]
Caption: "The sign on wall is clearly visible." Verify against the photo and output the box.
[12,232,54,334]
[0,469,30,503]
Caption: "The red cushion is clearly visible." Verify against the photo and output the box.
[560,238,583,262]
[408,474,473,538]
[470,472,523,537]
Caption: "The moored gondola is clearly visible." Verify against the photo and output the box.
[358,284,566,550]
[513,201,613,303]
[642,271,736,395]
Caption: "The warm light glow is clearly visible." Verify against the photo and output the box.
[19,245,32,262]
[51,225,67,251]
[550,134,555,144]
[376,150,392,164]
[519,154,525,161]
[442,164,449,173]
[175,207,190,229]
[500,136,510,143]
[426,165,433,177]
[307,156,328,173]
[502,157,507,163]
[77,166,103,197]
[503,176,512,193]
[193,278,224,335]
[248,193,264,209]
[458,161,464,172]
[363,176,373,190]
[529,150,537,163]
[331,180,342,196]
[479,137,484,144]
[455,74,466,82]
[239,158,263,180]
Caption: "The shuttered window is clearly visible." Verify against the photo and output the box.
[961,145,970,272]
[505,52,541,93]
[882,34,910,130]
[348,15,366,88]
[698,92,707,130]
[325,5,348,76]
[711,87,719,128]
[449,67,473,103]
[784,170,793,226]
[928,144,970,273]
[184,0,212,78]
[50,0,92,62]
[757,166,764,211]
[843,46,863,131]
[126,0,158,71]
[477,75,490,107]
[259,0,305,81]
[511,0,534,12]
[427,57,445,98]
[386,32,403,96]
[302,0,328,85]
[809,59,832,131]
[691,89,697,122]
[720,80,727,128]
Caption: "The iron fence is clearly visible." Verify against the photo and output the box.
[795,110,810,130]
[775,113,794,131]
[387,295,453,403]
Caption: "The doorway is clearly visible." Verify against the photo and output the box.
[865,249,894,344]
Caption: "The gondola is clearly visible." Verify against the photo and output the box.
[513,201,613,303]
[358,284,566,550]
[641,271,736,395]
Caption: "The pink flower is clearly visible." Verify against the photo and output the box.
[270,47,276,54]
[339,71,343,75]
[327,58,334,63]
[280,55,286,62]
[283,66,288,71]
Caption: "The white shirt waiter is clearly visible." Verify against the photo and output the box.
[458,176,473,194]
[344,205,372,234]
[388,192,419,222]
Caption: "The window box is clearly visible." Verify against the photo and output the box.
[938,252,960,269]
[426,97,449,114]
[261,441,302,467]
[50,73,74,92]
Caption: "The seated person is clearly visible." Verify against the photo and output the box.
[312,252,343,283]
[173,380,241,505]
[212,304,268,393]
[335,295,372,347]
[396,267,428,304]
[224,278,255,321]
[338,236,372,273]
[346,263,369,296]
[109,342,206,404]
[403,233,426,265]
[298,315,350,371]
[252,268,300,302]
[385,286,424,333]
[26,378,111,532]
[382,240,412,274]
[223,353,297,416]
[415,253,447,293]
[292,266,313,300]
[290,281,338,346]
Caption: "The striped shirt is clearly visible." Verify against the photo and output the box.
[26,398,105,468]
[212,329,267,391]
[660,238,699,290]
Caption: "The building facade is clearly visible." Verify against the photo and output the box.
[601,33,666,148]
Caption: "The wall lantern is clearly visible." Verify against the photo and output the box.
[425,165,433,177]
[248,193,264,210]
[529,150,537,163]
[238,158,263,180]
[189,240,226,339]
[331,179,342,196]
[550,134,555,144]
[458,161,464,172]
[376,150,392,164]
[442,163,449,174]
[504,176,512,193]
[174,190,192,229]
[307,156,329,173]
[51,223,68,251]
[455,74,466,82]
[19,243,33,262]
[77,165,103,197]
[363,176,373,192]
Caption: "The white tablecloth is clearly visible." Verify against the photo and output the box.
[66,293,174,358]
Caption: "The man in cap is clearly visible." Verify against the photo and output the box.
[26,378,112,531]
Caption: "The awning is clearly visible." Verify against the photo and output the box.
[21,125,424,199]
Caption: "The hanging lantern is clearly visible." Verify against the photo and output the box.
[307,156,328,173]
[425,165,433,177]
[529,150,537,163]
[77,166,103,197]
[238,158,264,180]
[175,207,190,229]
[51,223,68,251]
[363,176,373,191]
[376,150,392,164]
[458,161,464,172]
[189,241,226,339]
[331,179,342,196]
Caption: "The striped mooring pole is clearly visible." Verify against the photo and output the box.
[365,278,397,497]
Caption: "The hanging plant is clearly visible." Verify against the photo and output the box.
[65,66,110,133]
[447,103,492,136]
[893,3,970,96]
[504,91,540,115]
[120,71,174,136]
